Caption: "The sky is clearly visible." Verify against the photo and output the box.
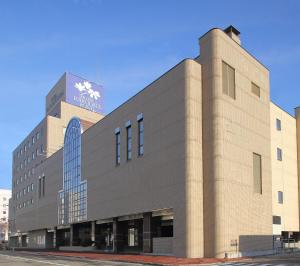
[0,0,300,189]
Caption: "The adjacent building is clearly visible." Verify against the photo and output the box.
[8,26,300,258]
[0,189,11,241]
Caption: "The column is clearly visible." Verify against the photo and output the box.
[53,228,57,248]
[113,218,122,253]
[143,212,152,253]
[91,221,96,243]
[70,225,73,246]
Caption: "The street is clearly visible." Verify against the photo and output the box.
[1,251,300,266]
[0,251,145,266]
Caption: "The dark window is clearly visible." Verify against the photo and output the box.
[278,191,283,204]
[126,126,132,160]
[138,119,144,156]
[277,148,282,161]
[116,132,121,165]
[38,178,41,198]
[276,118,281,131]
[273,215,281,225]
[42,176,45,196]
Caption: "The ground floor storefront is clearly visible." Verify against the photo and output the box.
[9,209,174,255]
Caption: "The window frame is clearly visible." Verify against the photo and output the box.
[115,131,121,165]
[277,148,283,161]
[126,125,132,161]
[278,191,283,204]
[273,215,281,225]
[253,152,262,194]
[251,82,260,98]
[222,60,236,100]
[276,118,281,131]
[138,118,144,156]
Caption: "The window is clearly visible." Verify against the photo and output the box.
[36,148,39,157]
[38,178,42,198]
[126,125,132,160]
[31,183,34,191]
[32,152,35,160]
[278,191,283,204]
[277,148,282,161]
[253,153,262,194]
[36,132,40,140]
[3,211,6,215]
[23,188,26,195]
[251,82,260,97]
[273,215,281,225]
[3,197,6,201]
[222,61,235,99]
[58,118,87,225]
[32,136,35,145]
[42,175,45,196]
[27,185,30,193]
[276,118,281,131]
[115,131,121,165]
[128,228,139,247]
[138,118,144,156]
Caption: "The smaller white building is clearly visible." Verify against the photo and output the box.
[0,189,11,241]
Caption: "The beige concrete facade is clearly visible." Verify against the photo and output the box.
[271,103,299,235]
[196,28,273,258]
[8,26,300,258]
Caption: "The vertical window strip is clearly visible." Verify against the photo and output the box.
[276,118,281,131]
[277,148,282,161]
[138,118,144,156]
[127,126,132,160]
[42,176,45,197]
[38,178,41,198]
[116,132,121,165]
[222,61,235,99]
[253,153,262,194]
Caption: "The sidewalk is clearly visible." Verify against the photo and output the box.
[42,251,245,265]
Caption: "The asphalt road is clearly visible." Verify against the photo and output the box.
[1,251,300,266]
[0,251,146,266]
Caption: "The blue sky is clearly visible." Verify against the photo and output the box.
[0,0,300,189]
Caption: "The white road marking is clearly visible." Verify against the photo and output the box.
[0,253,71,266]
[222,263,257,266]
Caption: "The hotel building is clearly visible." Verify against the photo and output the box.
[8,26,300,258]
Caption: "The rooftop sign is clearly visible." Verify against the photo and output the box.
[66,73,103,114]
